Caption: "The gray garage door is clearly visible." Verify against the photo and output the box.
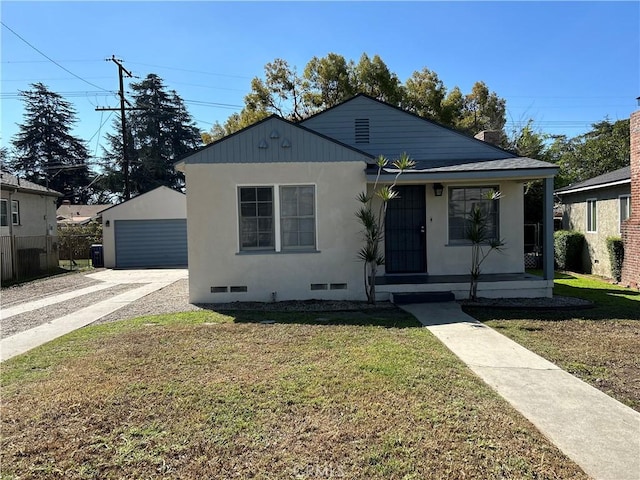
[114,219,187,268]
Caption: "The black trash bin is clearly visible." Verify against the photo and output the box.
[90,244,104,268]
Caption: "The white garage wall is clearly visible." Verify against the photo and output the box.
[101,186,186,268]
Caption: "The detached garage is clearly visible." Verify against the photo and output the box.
[102,187,187,268]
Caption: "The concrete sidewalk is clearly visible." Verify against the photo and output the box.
[1,269,187,362]
[401,302,640,480]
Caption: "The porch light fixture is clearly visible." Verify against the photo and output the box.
[433,183,444,197]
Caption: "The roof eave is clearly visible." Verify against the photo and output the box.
[366,167,558,183]
[555,178,631,195]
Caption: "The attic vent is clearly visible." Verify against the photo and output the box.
[355,118,370,144]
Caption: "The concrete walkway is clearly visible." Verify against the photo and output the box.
[1,269,187,362]
[401,302,640,480]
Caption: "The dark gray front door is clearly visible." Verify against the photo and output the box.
[115,219,187,268]
[385,185,426,273]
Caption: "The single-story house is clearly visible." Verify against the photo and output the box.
[56,201,114,226]
[175,94,558,303]
[1,171,62,281]
[555,166,631,278]
[101,186,187,268]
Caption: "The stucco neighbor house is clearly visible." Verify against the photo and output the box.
[555,166,631,278]
[175,94,558,303]
[1,171,62,282]
[101,186,187,269]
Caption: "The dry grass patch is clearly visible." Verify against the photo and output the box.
[1,310,587,479]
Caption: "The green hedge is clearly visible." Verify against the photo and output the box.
[554,230,584,271]
[606,236,624,282]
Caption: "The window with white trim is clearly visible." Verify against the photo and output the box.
[280,186,315,250]
[586,199,597,232]
[619,195,631,233]
[11,200,20,225]
[238,187,274,250]
[0,199,7,227]
[448,186,499,244]
[238,185,316,252]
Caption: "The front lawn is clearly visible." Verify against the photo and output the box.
[1,309,586,479]
[465,272,640,411]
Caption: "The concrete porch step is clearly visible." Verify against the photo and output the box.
[391,291,456,305]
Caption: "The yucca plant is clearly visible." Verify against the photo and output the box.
[356,153,415,303]
[467,190,505,300]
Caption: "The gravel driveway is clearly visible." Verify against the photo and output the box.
[2,270,592,339]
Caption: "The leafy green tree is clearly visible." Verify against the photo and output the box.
[403,67,447,122]
[101,74,202,199]
[456,81,506,135]
[9,83,92,203]
[352,53,404,105]
[204,53,508,142]
[303,53,356,110]
[549,118,630,188]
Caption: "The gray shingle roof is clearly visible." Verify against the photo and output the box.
[0,171,62,196]
[555,166,630,195]
[371,157,557,174]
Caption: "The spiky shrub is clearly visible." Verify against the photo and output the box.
[466,190,505,301]
[606,236,624,282]
[356,153,415,304]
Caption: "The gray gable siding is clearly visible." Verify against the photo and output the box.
[183,117,373,165]
[301,96,515,164]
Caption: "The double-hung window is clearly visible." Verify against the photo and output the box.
[448,186,499,244]
[0,200,7,227]
[586,199,597,232]
[238,185,316,252]
[619,195,631,233]
[11,200,20,225]
[280,186,315,250]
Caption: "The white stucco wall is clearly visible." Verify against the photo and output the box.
[185,162,367,303]
[102,186,186,268]
[424,180,525,275]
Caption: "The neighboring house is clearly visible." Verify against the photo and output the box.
[101,186,187,268]
[175,94,558,303]
[1,171,62,282]
[555,166,631,278]
[56,201,113,226]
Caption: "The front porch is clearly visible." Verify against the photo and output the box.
[375,272,554,301]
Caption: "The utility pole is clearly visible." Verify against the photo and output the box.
[96,56,144,200]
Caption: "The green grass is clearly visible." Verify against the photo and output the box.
[1,309,587,479]
[466,271,640,410]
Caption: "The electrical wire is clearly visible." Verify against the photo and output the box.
[0,21,111,92]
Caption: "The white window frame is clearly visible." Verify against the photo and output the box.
[0,199,8,227]
[11,200,20,225]
[279,185,316,251]
[619,195,631,233]
[237,183,317,253]
[586,198,597,233]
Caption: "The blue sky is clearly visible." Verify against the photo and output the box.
[1,1,638,164]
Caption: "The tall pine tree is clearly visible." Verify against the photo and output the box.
[10,83,92,203]
[101,74,201,199]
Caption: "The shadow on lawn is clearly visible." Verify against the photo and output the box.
[201,306,422,329]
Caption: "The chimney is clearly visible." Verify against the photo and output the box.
[474,130,503,146]
[620,109,640,288]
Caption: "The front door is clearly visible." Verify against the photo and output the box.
[385,185,426,273]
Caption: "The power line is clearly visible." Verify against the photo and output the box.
[0,21,111,92]
[126,61,252,80]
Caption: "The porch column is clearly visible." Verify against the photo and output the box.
[542,177,554,280]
